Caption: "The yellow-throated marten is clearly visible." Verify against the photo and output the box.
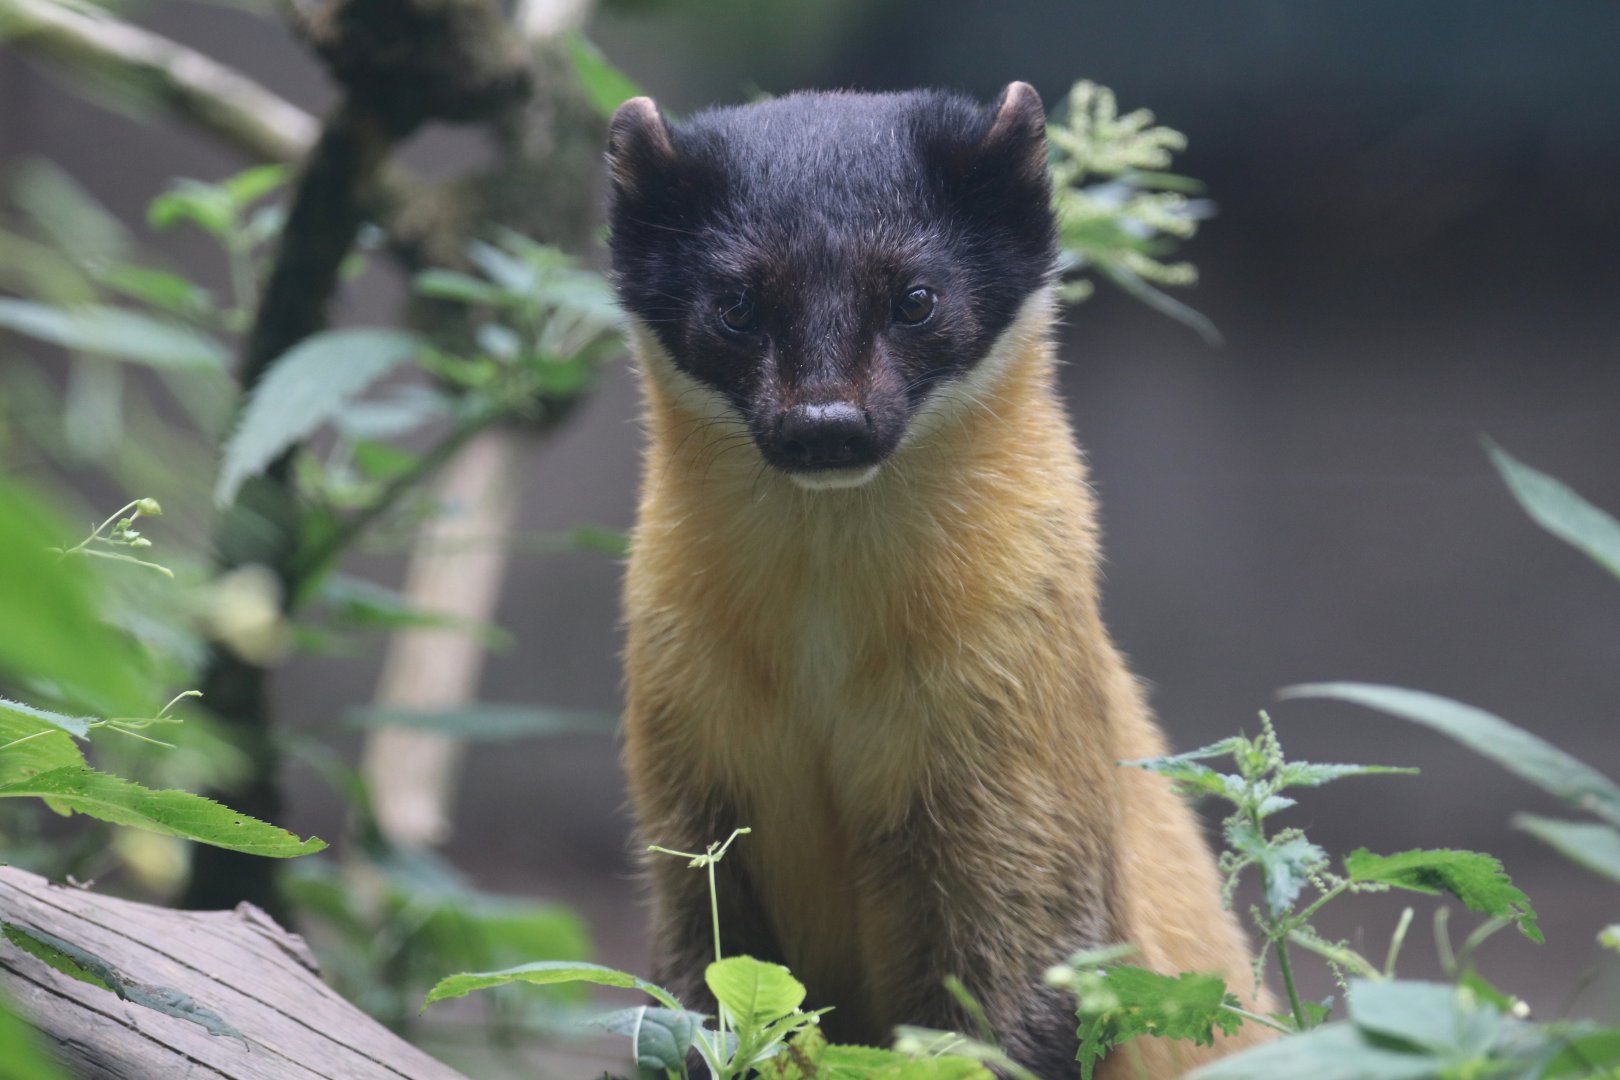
[607,82,1270,1078]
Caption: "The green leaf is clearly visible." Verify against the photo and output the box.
[1347,979,1499,1058]
[565,32,649,118]
[0,767,326,857]
[1071,966,1242,1080]
[0,709,87,787]
[707,956,807,1034]
[821,1040,911,1079]
[1187,1022,1438,1080]
[347,702,616,741]
[1602,925,1620,954]
[350,440,419,481]
[0,697,91,740]
[215,328,422,505]
[1456,969,1516,1012]
[1282,683,1620,829]
[148,180,234,235]
[1541,1027,1620,1078]
[3,923,243,1041]
[877,1059,996,1080]
[1487,439,1620,582]
[1125,756,1238,801]
[1274,762,1419,789]
[313,574,506,645]
[1225,820,1325,916]
[760,1026,830,1078]
[413,269,509,306]
[221,164,290,206]
[96,264,213,318]
[0,992,70,1080]
[1511,814,1620,884]
[597,1006,704,1073]
[424,960,682,1010]
[1344,848,1541,943]
[0,480,155,715]
[13,158,129,264]
[0,299,228,369]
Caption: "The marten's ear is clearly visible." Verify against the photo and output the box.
[977,81,1048,181]
[606,96,676,198]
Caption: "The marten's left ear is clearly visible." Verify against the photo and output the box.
[977,81,1048,180]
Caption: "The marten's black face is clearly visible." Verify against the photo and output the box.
[607,85,1056,489]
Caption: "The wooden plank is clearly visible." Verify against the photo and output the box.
[0,866,469,1080]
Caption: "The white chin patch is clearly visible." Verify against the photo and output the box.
[787,465,882,491]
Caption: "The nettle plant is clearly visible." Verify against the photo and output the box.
[423,829,996,1080]
[1056,443,1620,1080]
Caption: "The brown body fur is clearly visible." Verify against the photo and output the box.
[623,292,1271,1077]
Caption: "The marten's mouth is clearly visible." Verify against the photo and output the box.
[783,464,882,491]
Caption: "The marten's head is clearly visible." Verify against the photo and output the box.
[607,84,1056,490]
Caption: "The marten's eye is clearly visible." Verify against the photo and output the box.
[893,286,936,326]
[718,291,759,334]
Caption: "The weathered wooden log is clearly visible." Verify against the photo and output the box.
[0,865,469,1080]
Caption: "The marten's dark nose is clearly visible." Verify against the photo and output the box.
[776,401,875,469]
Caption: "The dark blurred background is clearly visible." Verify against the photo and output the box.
[4,0,1618,1029]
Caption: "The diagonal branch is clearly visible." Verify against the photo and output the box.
[0,0,316,162]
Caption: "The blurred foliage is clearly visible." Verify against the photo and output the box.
[1047,81,1217,343]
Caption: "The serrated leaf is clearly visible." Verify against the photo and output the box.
[707,956,806,1034]
[424,960,682,1009]
[1187,1021,1438,1080]
[1511,814,1620,884]
[822,1041,908,1079]
[3,923,242,1041]
[1282,683,1620,829]
[565,32,649,118]
[1487,440,1620,582]
[215,328,422,505]
[597,1005,704,1073]
[1275,762,1419,789]
[346,702,615,741]
[1074,966,1242,1080]
[1125,755,1237,800]
[0,697,91,740]
[1345,848,1541,943]
[0,299,228,369]
[1226,820,1324,916]
[0,766,325,857]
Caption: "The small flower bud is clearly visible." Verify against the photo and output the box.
[129,538,153,548]
[135,498,163,517]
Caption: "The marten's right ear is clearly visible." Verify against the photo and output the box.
[607,97,676,199]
